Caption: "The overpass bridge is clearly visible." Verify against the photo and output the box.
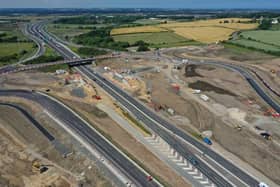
[0,55,119,75]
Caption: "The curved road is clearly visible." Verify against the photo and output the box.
[166,49,280,113]
[30,21,263,187]
[0,102,55,141]
[0,90,160,187]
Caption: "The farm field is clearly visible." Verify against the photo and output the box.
[113,32,192,47]
[173,26,235,43]
[111,18,258,43]
[111,25,167,35]
[230,39,280,52]
[240,30,280,46]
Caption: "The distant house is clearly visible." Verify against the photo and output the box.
[272,18,279,24]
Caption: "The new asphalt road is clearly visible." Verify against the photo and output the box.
[0,102,55,141]
[169,50,280,113]
[0,89,160,187]
[29,21,263,187]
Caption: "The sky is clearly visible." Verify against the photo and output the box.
[0,0,280,9]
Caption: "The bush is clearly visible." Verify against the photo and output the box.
[259,19,272,30]
[24,55,64,65]
[0,53,18,62]
[137,45,150,52]
[77,47,107,56]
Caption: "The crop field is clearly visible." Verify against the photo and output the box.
[111,18,258,43]
[113,32,190,47]
[173,26,235,43]
[230,39,280,52]
[111,26,167,35]
[240,30,280,46]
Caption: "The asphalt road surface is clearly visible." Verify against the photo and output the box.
[169,51,280,113]
[0,102,55,141]
[0,90,159,187]
[29,21,263,187]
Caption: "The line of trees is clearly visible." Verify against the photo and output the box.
[258,19,272,30]
[77,47,108,56]
[55,15,144,25]
[24,55,64,65]
[74,27,130,50]
[74,27,151,51]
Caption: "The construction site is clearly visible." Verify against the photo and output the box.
[92,50,280,185]
[1,43,280,186]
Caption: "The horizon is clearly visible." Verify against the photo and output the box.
[1,0,280,9]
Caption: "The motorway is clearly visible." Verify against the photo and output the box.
[0,21,163,187]
[0,90,160,187]
[21,23,46,63]
[0,23,45,74]
[27,21,266,187]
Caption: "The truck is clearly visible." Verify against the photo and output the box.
[203,137,212,145]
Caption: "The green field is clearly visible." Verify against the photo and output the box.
[230,39,280,52]
[0,43,33,56]
[240,30,280,46]
[0,42,35,66]
[47,24,92,41]
[271,24,280,30]
[113,32,194,47]
[0,22,37,66]
[0,23,29,41]
[47,23,110,42]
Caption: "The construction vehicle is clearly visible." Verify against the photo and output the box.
[147,175,153,182]
[93,95,102,100]
[272,113,280,118]
[260,132,272,140]
[32,161,47,173]
[32,160,50,174]
[270,69,276,74]
[263,108,280,117]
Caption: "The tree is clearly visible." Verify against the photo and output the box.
[137,45,150,52]
[259,19,272,30]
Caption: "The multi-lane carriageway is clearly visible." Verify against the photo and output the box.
[27,21,264,187]
[0,90,161,187]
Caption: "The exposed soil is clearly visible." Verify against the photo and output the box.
[0,100,113,187]
[188,80,237,97]
[185,64,203,77]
